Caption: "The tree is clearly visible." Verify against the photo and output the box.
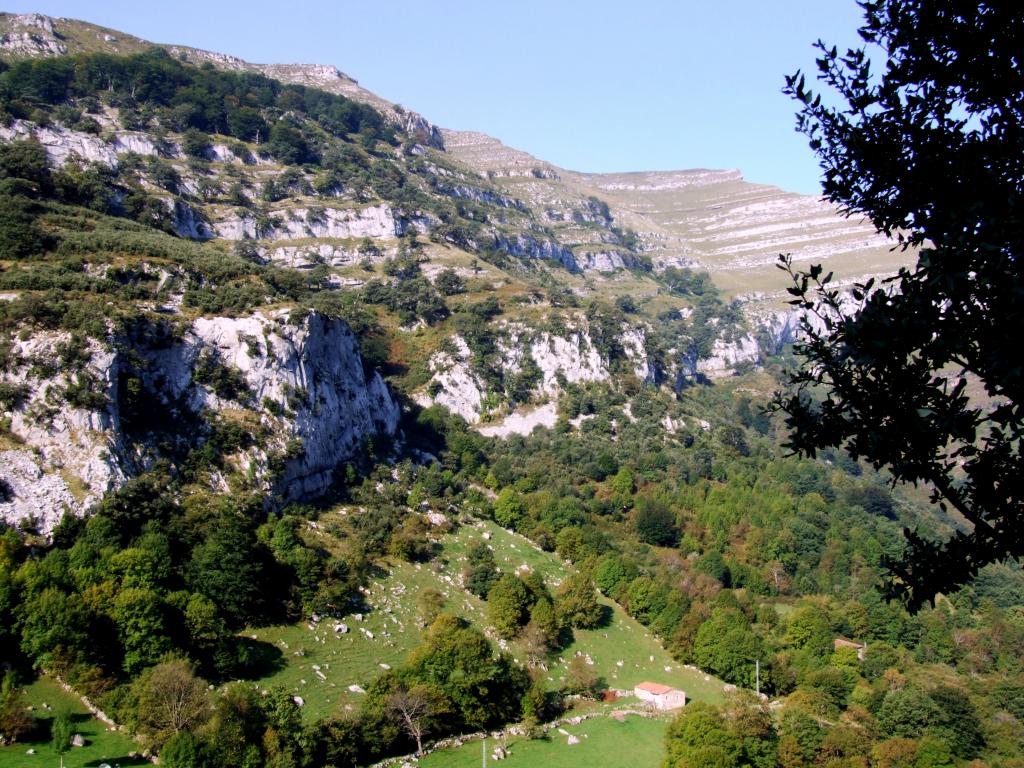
[555,573,603,629]
[878,685,941,740]
[492,488,525,529]
[417,588,446,625]
[51,710,73,760]
[387,684,443,756]
[181,128,211,159]
[404,614,528,731]
[487,574,531,639]
[562,655,601,699]
[773,1,1024,609]
[160,731,203,768]
[0,673,33,745]
[664,701,742,768]
[112,587,171,675]
[527,596,561,651]
[188,512,266,625]
[633,497,679,546]
[134,659,210,750]
[434,268,466,296]
[463,542,499,599]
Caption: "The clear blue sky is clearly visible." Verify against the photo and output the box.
[8,1,868,194]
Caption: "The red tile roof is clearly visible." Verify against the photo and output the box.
[636,681,675,695]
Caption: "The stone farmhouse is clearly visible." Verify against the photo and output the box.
[634,681,687,710]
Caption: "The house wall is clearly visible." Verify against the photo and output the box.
[635,687,657,704]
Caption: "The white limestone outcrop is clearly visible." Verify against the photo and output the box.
[213,204,401,242]
[420,322,655,428]
[493,234,578,271]
[573,251,636,273]
[0,121,118,167]
[0,14,67,57]
[185,312,401,500]
[0,311,399,533]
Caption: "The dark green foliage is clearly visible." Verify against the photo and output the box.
[663,701,744,768]
[463,542,499,599]
[96,468,179,543]
[633,496,679,546]
[188,511,269,626]
[50,709,73,755]
[112,587,172,674]
[776,0,1024,608]
[554,572,602,629]
[160,731,203,768]
[0,48,392,147]
[434,267,466,296]
[486,574,531,639]
[878,685,942,739]
[661,266,717,298]
[0,381,29,410]
[191,350,251,401]
[0,138,51,187]
[0,192,48,257]
[180,128,211,159]
[268,122,317,165]
[362,275,449,327]
[0,672,35,744]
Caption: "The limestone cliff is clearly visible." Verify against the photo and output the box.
[0,311,400,533]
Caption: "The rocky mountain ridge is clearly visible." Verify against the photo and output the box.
[0,12,906,531]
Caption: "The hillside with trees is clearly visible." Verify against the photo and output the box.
[0,7,1020,768]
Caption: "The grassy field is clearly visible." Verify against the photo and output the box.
[245,549,493,720]
[0,676,145,768]
[552,599,726,703]
[420,713,669,768]
[249,516,728,722]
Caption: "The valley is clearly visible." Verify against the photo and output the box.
[0,9,1019,768]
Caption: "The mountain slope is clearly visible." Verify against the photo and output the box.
[1,15,1019,768]
[0,11,910,527]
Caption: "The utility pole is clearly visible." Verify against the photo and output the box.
[482,737,487,768]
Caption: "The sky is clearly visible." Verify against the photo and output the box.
[7,1,869,195]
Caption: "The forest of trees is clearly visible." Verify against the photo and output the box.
[0,12,1021,768]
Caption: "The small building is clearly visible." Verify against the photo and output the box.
[634,681,687,710]
[834,637,867,661]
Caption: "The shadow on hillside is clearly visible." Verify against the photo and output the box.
[235,638,285,679]
[84,756,149,766]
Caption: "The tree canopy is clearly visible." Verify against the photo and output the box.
[774,0,1024,609]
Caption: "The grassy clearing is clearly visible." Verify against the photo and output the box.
[447,519,570,586]
[245,556,482,721]
[0,676,144,768]
[420,713,669,768]
[551,598,726,704]
[249,515,729,722]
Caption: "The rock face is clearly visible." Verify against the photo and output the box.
[677,334,763,382]
[493,234,578,271]
[2,333,126,534]
[213,204,401,242]
[573,250,641,273]
[0,120,118,167]
[0,311,399,533]
[579,168,900,304]
[525,332,609,394]
[421,323,655,425]
[0,13,67,57]
[263,243,373,269]
[184,312,401,501]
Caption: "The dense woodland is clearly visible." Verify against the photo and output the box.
[0,39,1021,768]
